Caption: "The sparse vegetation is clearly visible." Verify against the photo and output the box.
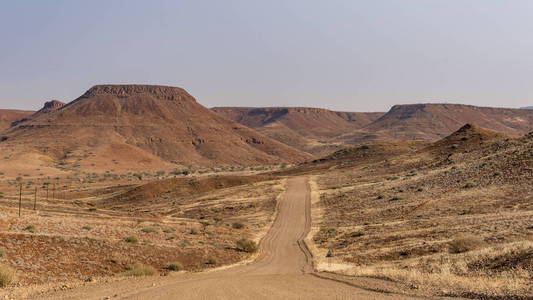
[0,248,6,258]
[166,262,184,271]
[449,234,485,253]
[123,263,158,277]
[232,222,245,229]
[123,236,139,244]
[206,257,217,265]
[236,239,257,253]
[0,265,17,287]
[25,225,36,233]
[82,225,92,231]
[141,227,159,234]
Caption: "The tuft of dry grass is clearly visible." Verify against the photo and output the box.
[0,264,17,287]
[166,262,183,271]
[140,227,159,234]
[123,263,158,277]
[123,236,139,244]
[232,222,245,229]
[236,239,257,253]
[449,234,485,253]
[25,224,36,233]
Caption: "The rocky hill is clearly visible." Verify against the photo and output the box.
[0,109,34,131]
[0,85,312,173]
[212,107,383,155]
[337,103,533,144]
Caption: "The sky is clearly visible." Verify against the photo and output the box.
[1,0,533,112]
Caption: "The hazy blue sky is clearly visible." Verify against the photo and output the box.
[1,1,532,112]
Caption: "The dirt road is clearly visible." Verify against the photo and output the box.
[38,177,415,299]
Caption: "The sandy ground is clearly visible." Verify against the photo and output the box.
[31,177,419,300]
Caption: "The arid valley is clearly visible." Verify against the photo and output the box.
[0,85,531,299]
[2,2,533,299]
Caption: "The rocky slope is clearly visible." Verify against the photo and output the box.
[212,107,383,155]
[0,109,34,131]
[0,85,312,172]
[337,103,533,144]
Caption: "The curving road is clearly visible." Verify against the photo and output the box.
[39,177,415,300]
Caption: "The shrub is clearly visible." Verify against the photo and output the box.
[449,234,485,253]
[326,227,337,234]
[25,225,36,233]
[166,262,183,271]
[88,207,97,212]
[190,228,198,235]
[82,226,92,231]
[123,236,139,244]
[163,228,176,233]
[0,248,6,258]
[206,257,217,265]
[236,239,257,253]
[123,263,158,277]
[464,182,477,189]
[232,222,244,229]
[0,265,16,287]
[141,227,159,234]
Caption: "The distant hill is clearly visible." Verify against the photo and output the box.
[521,106,533,109]
[0,85,312,173]
[336,103,533,144]
[0,109,34,131]
[212,107,383,155]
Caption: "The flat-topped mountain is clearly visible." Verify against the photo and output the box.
[0,85,311,171]
[336,103,533,144]
[212,107,384,155]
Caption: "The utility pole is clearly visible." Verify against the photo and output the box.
[33,187,37,210]
[18,184,22,217]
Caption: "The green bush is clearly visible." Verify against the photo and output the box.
[0,248,6,258]
[236,239,257,253]
[82,225,92,231]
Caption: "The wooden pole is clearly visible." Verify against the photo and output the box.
[34,187,37,210]
[46,185,49,202]
[18,184,22,217]
[52,184,55,201]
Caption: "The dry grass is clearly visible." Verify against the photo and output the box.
[0,264,17,287]
[166,262,183,271]
[0,177,283,287]
[123,263,158,277]
[236,239,257,253]
[347,241,533,298]
[448,234,485,253]
[312,135,533,298]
